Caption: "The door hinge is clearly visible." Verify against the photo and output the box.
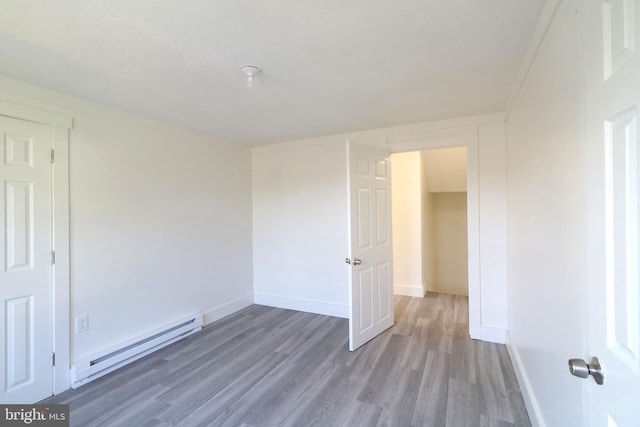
[52,353,56,367]
[51,251,55,265]
[51,149,54,163]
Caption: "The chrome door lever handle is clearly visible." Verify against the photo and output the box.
[352,258,362,265]
[568,356,604,385]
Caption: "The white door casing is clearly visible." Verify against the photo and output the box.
[386,125,486,342]
[347,141,394,351]
[0,99,71,399]
[585,0,640,425]
[0,116,53,403]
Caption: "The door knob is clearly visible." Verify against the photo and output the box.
[345,257,362,265]
[568,356,604,385]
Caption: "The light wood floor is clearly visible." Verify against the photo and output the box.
[43,293,531,426]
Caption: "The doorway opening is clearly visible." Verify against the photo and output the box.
[390,147,469,298]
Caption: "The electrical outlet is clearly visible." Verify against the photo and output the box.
[76,315,89,334]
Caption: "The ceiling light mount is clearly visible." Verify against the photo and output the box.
[240,65,261,89]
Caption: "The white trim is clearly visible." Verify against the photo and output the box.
[251,113,506,154]
[254,292,349,318]
[0,99,72,129]
[202,293,254,326]
[504,0,564,119]
[0,100,72,397]
[507,332,546,427]
[466,131,482,342]
[386,124,484,344]
[393,284,426,298]
[0,75,235,145]
[383,112,506,135]
[51,125,70,395]
[386,125,478,152]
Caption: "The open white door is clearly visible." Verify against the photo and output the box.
[584,0,640,425]
[347,141,393,352]
[0,115,54,403]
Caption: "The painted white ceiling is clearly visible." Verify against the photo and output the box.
[0,1,545,145]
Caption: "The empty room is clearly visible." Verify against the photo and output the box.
[1,1,639,426]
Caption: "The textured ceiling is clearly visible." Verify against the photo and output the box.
[0,1,545,145]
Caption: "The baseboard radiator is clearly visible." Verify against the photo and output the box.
[70,314,203,389]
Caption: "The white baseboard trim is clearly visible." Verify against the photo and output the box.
[506,332,546,427]
[203,293,254,326]
[393,283,426,298]
[254,292,348,318]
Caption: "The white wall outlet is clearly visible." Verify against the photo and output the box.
[76,315,89,334]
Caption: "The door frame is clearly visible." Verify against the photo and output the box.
[386,124,486,341]
[0,99,72,395]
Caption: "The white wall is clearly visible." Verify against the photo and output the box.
[476,123,508,342]
[253,115,508,343]
[252,141,349,317]
[505,0,586,425]
[0,75,254,368]
[478,123,508,330]
[432,192,468,295]
[387,121,508,342]
[391,151,425,297]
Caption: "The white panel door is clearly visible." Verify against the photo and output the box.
[0,115,53,403]
[585,0,640,425]
[347,141,393,351]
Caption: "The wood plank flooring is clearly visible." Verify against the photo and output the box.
[43,293,531,427]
